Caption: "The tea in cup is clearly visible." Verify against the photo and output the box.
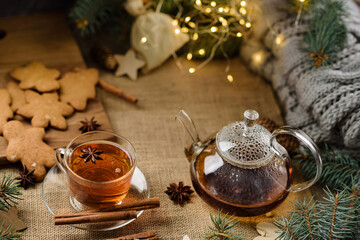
[55,131,137,210]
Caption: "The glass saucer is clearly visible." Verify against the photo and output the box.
[42,165,149,231]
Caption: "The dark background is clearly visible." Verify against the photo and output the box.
[0,0,72,17]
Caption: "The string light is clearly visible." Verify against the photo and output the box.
[227,74,234,82]
[240,7,247,15]
[171,0,251,79]
[172,19,178,26]
[210,26,218,32]
[181,27,189,33]
[275,34,284,45]
[188,22,196,28]
[199,49,205,55]
[187,53,193,60]
[252,51,264,65]
[140,37,147,43]
[175,29,181,34]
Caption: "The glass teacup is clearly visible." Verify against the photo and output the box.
[55,131,137,210]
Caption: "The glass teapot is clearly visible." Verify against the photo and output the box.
[176,109,323,216]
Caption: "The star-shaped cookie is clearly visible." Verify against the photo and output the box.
[17,90,74,130]
[10,61,60,92]
[115,49,145,80]
[59,68,99,111]
[3,120,55,181]
[0,89,13,135]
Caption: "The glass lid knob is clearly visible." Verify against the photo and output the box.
[243,109,259,137]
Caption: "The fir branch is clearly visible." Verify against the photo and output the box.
[0,174,22,211]
[274,216,298,240]
[68,0,118,36]
[0,222,22,240]
[275,186,360,240]
[204,210,244,240]
[303,0,347,67]
[275,198,318,240]
[292,144,360,190]
[316,187,359,239]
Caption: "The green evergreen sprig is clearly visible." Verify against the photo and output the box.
[292,144,360,190]
[275,185,360,240]
[303,0,347,67]
[68,0,119,36]
[204,210,244,240]
[0,174,22,211]
[0,222,22,240]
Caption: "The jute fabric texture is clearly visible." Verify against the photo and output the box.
[2,58,308,240]
[241,0,360,154]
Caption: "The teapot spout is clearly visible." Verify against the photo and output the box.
[176,110,202,161]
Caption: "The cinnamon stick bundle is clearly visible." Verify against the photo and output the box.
[54,197,160,225]
[98,79,138,104]
[54,211,137,225]
[106,230,157,240]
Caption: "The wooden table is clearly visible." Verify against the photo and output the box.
[0,12,290,240]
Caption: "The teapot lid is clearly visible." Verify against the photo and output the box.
[216,110,274,168]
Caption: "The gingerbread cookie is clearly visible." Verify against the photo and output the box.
[59,68,99,111]
[10,61,60,92]
[0,89,13,135]
[7,82,26,112]
[17,90,74,130]
[3,120,55,181]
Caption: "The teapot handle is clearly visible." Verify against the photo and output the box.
[270,126,323,192]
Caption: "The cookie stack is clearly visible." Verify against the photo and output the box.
[1,61,99,181]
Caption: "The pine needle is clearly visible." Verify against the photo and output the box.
[303,0,347,66]
[68,0,117,36]
[0,174,22,211]
[204,210,244,240]
[0,222,22,240]
[292,144,360,190]
[275,184,360,240]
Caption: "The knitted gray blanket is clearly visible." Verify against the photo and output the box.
[241,0,360,155]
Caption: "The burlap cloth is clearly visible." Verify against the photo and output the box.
[1,58,310,239]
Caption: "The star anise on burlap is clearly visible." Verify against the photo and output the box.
[16,165,35,189]
[79,117,101,133]
[79,146,103,164]
[165,182,194,206]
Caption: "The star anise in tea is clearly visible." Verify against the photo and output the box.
[79,116,101,133]
[16,165,35,189]
[165,181,194,206]
[79,146,103,164]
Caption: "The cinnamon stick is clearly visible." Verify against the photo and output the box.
[55,197,160,219]
[98,79,138,104]
[106,230,157,240]
[95,197,160,213]
[54,210,137,225]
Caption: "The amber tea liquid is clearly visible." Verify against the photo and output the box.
[68,141,134,208]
